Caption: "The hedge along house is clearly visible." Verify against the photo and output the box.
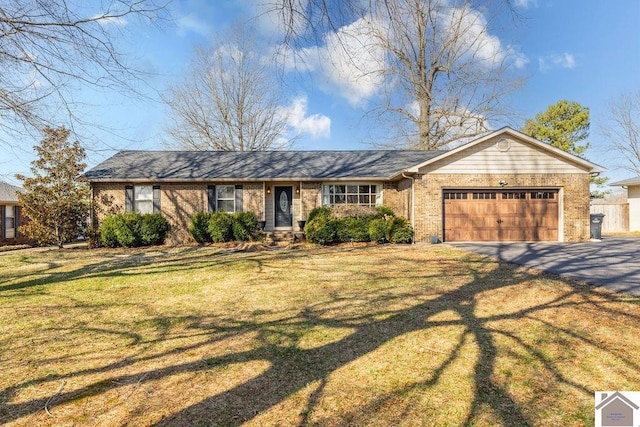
[85,127,604,244]
[0,181,25,244]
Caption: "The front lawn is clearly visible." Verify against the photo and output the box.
[1,245,638,426]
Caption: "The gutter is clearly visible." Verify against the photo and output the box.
[401,172,416,244]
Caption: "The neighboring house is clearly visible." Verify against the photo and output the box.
[85,127,604,244]
[610,177,640,232]
[0,181,24,243]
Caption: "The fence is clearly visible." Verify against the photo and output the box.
[589,203,629,233]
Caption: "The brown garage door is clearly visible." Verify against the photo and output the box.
[443,190,558,242]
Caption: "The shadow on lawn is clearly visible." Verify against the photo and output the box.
[1,247,639,426]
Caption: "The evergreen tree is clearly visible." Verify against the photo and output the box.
[17,127,90,248]
[522,100,590,156]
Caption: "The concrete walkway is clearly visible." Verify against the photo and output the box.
[452,237,640,296]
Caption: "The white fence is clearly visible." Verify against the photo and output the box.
[589,203,629,233]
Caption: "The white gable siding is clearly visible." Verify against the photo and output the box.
[419,136,591,174]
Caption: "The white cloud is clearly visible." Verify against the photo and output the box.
[539,53,577,71]
[280,96,331,138]
[514,0,538,8]
[176,13,213,37]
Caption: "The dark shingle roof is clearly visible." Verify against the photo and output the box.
[0,181,22,203]
[85,150,445,181]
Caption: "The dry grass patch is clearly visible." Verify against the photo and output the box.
[0,244,639,426]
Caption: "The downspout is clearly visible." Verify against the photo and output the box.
[401,172,416,244]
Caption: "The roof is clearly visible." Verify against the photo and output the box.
[610,176,640,186]
[84,150,445,182]
[595,392,639,410]
[403,127,605,175]
[0,181,22,203]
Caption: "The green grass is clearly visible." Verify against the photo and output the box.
[1,244,639,426]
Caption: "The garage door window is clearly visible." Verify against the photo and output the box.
[472,192,497,200]
[443,192,467,200]
[503,192,526,199]
[531,191,555,199]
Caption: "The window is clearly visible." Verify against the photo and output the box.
[134,186,154,214]
[473,192,497,200]
[207,184,243,213]
[444,192,468,200]
[531,191,555,200]
[503,192,526,200]
[125,185,160,213]
[5,205,15,238]
[322,184,380,207]
[217,185,236,212]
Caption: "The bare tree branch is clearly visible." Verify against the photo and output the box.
[601,90,640,176]
[163,24,295,151]
[0,0,168,142]
[266,0,524,150]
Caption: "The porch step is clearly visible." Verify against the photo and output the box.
[265,231,305,245]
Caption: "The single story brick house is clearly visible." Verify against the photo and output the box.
[0,181,25,243]
[610,177,640,231]
[85,127,604,244]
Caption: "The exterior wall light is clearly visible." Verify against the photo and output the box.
[498,180,508,187]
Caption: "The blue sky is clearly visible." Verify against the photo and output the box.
[1,0,639,186]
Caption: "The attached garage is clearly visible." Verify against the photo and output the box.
[443,189,558,242]
[396,127,605,243]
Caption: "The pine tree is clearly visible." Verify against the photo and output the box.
[17,127,90,248]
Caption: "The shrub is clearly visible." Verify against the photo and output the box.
[99,212,169,247]
[208,212,234,243]
[368,218,388,243]
[375,205,395,218]
[232,211,260,241]
[114,212,142,247]
[387,217,413,244]
[140,214,169,246]
[100,216,120,248]
[307,205,332,223]
[338,217,371,242]
[189,212,213,243]
[305,214,339,244]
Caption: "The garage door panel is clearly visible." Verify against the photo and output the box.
[443,190,558,242]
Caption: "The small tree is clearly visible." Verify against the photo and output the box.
[17,126,90,248]
[521,100,590,157]
[522,100,609,198]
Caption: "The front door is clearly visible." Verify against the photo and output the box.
[275,186,293,228]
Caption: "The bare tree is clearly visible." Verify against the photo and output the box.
[266,0,523,149]
[0,0,166,142]
[601,91,640,176]
[164,25,293,151]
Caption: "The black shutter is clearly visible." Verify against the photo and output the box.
[153,186,161,213]
[125,186,134,212]
[1,205,5,239]
[15,206,20,238]
[235,185,243,212]
[207,185,216,212]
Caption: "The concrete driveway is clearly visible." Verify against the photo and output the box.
[452,237,640,296]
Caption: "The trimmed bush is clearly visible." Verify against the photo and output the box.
[114,212,142,247]
[141,214,169,246]
[100,212,169,247]
[208,212,234,243]
[307,205,332,223]
[338,217,371,242]
[232,211,260,241]
[387,217,413,244]
[100,216,121,248]
[375,205,395,218]
[368,218,388,243]
[189,212,213,243]
[304,205,413,245]
[305,214,339,244]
